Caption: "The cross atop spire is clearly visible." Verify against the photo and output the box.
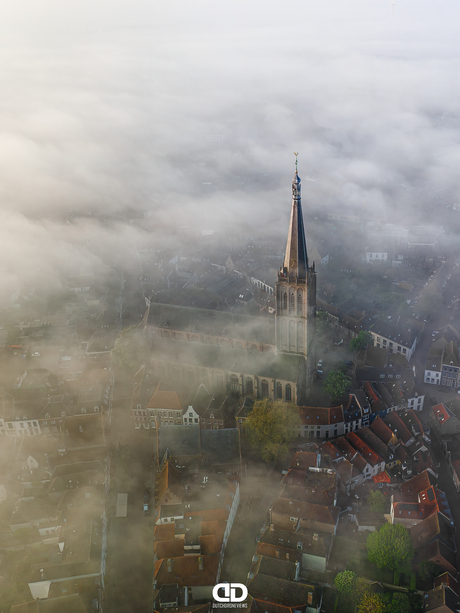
[294,152,299,172]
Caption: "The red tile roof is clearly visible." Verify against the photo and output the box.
[364,381,379,404]
[271,498,339,526]
[154,523,175,541]
[283,469,307,486]
[392,500,436,521]
[432,403,451,425]
[321,441,341,461]
[200,519,226,554]
[154,555,219,587]
[154,539,184,559]
[410,513,454,551]
[289,452,317,470]
[370,416,394,445]
[385,412,412,444]
[281,483,334,507]
[372,470,391,484]
[334,437,368,473]
[334,459,359,483]
[147,385,187,411]
[401,470,437,498]
[299,406,343,426]
[251,599,307,613]
[434,572,459,595]
[346,432,384,468]
[256,542,302,564]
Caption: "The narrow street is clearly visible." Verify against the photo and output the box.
[104,375,156,613]
[220,464,282,585]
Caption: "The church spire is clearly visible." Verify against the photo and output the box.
[282,157,309,279]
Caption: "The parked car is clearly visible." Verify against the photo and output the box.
[143,503,149,515]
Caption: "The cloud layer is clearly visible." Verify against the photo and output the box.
[0,1,459,296]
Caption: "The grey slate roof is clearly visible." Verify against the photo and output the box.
[201,428,240,466]
[153,338,301,382]
[370,319,418,348]
[158,424,201,458]
[148,302,275,345]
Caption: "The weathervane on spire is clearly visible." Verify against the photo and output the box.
[294,152,299,172]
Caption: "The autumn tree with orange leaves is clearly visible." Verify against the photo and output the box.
[244,399,300,461]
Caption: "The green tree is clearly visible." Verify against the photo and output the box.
[357,593,385,613]
[350,330,373,352]
[244,399,300,462]
[355,577,370,602]
[368,490,387,514]
[418,559,442,582]
[367,523,414,574]
[323,370,351,401]
[334,570,357,597]
[386,592,411,613]
[112,324,149,374]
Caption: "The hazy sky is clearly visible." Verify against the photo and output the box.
[0,0,459,297]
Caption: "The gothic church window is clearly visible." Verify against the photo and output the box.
[285,384,292,402]
[283,293,287,310]
[297,292,302,315]
[276,382,282,399]
[230,375,239,392]
[290,293,295,312]
[261,380,269,398]
[246,378,253,395]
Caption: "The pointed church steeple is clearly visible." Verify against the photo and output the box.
[282,164,309,280]
[275,157,316,404]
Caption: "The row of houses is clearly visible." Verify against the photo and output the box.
[153,424,241,611]
[0,368,113,438]
[297,376,424,441]
[319,408,434,492]
[386,469,459,583]
[0,413,108,612]
[246,451,340,612]
[318,297,422,359]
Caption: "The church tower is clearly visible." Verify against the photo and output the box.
[275,161,316,402]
